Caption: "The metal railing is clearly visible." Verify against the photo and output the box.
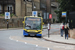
[0,10,15,14]
[0,0,15,4]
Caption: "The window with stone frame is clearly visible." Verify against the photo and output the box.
[27,7,32,16]
[7,5,13,13]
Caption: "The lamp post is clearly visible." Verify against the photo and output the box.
[32,0,36,11]
[47,0,51,38]
[24,0,27,16]
[32,0,37,17]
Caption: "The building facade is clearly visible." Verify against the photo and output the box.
[40,0,57,23]
[15,0,32,17]
[0,0,58,23]
[40,0,48,23]
[0,0,42,28]
[0,0,42,17]
[0,0,15,14]
[51,0,58,23]
[32,0,42,17]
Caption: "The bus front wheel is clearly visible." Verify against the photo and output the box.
[24,35,28,37]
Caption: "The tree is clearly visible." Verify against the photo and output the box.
[55,0,75,22]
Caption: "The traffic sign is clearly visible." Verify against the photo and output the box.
[33,11,36,15]
[6,12,9,16]
[5,12,10,19]
[62,12,66,17]
[49,14,52,19]
[32,11,37,17]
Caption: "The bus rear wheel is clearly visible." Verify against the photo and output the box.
[24,35,29,37]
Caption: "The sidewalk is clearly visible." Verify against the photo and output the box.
[43,23,75,45]
[43,35,75,45]
[0,27,23,31]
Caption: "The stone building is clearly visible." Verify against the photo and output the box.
[0,0,42,17]
[51,0,58,23]
[40,0,58,23]
[32,0,42,17]
[0,0,59,23]
[15,0,32,17]
[0,0,15,14]
[40,0,50,23]
[0,0,42,28]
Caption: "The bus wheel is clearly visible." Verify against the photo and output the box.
[37,36,42,38]
[24,35,29,37]
[24,35,27,37]
[40,36,42,38]
[24,35,26,37]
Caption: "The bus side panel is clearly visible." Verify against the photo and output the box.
[23,30,28,36]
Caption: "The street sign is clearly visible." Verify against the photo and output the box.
[62,12,66,17]
[49,14,52,19]
[5,12,10,19]
[32,11,37,17]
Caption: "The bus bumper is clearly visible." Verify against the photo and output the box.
[23,30,28,36]
[23,30,42,37]
[36,34,42,37]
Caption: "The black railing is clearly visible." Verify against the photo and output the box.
[0,0,15,4]
[0,10,15,14]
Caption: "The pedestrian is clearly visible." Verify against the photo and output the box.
[60,23,64,37]
[64,25,69,39]
[49,21,51,25]
[47,22,51,37]
[48,22,51,30]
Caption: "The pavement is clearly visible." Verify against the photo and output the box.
[43,34,75,45]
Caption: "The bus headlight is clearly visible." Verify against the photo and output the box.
[38,31,42,34]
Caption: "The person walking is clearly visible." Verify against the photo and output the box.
[60,23,64,37]
[64,25,69,39]
[47,22,51,37]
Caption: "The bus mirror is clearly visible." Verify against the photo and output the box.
[22,21,24,23]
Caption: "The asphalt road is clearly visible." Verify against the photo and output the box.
[0,29,50,50]
[0,24,75,50]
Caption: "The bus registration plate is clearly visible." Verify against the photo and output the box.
[30,34,35,36]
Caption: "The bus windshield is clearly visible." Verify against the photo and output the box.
[25,17,41,30]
